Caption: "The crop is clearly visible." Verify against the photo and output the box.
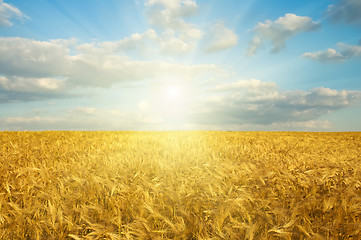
[0,131,361,239]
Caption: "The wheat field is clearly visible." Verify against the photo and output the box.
[0,131,360,239]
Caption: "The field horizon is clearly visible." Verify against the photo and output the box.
[1,131,361,239]
[2,130,361,133]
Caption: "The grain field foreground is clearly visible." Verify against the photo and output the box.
[0,131,361,239]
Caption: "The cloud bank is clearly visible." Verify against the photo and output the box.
[0,36,226,103]
[197,79,361,126]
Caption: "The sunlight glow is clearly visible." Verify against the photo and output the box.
[165,85,182,101]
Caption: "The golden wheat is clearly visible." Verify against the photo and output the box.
[0,131,360,239]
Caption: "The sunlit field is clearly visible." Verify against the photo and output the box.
[1,131,361,239]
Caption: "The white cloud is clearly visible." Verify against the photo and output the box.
[247,13,320,56]
[246,36,261,57]
[196,79,361,126]
[302,42,361,62]
[145,0,199,30]
[302,48,346,62]
[0,76,65,91]
[144,0,202,54]
[0,0,29,27]
[158,29,197,54]
[327,0,361,26]
[0,75,70,103]
[205,22,238,53]
[77,28,198,56]
[77,29,159,56]
[0,37,72,77]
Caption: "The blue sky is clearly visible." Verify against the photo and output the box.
[0,0,360,131]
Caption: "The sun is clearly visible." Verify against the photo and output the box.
[141,82,194,128]
[164,85,182,101]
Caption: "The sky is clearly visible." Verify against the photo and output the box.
[0,0,360,131]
